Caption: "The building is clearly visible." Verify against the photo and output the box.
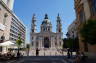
[0,0,26,52]
[1,0,14,10]
[0,0,26,43]
[74,0,96,54]
[67,19,78,39]
[9,14,26,43]
[30,14,63,56]
[66,19,79,51]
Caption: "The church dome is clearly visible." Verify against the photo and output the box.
[42,19,51,25]
[42,14,51,25]
[41,14,52,32]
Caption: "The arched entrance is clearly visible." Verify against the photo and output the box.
[44,37,50,48]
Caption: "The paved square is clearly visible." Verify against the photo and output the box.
[21,60,64,63]
[9,56,67,63]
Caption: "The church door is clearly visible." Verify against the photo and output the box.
[44,37,50,48]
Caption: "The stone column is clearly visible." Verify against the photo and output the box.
[51,36,55,49]
[56,36,59,49]
[33,36,36,49]
[39,37,43,49]
[38,38,40,49]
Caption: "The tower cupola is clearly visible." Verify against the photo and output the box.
[31,14,36,33]
[41,14,52,32]
[56,14,62,33]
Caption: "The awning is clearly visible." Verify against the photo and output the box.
[0,41,15,46]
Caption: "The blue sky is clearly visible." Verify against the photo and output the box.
[13,0,76,43]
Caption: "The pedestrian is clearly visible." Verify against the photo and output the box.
[67,48,70,58]
[36,48,39,56]
[75,52,81,63]
[81,52,87,62]
[67,52,71,58]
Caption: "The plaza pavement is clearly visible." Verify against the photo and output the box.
[1,56,96,63]
[5,56,68,63]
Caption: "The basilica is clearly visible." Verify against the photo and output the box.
[30,14,63,56]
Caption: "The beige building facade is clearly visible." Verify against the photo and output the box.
[0,0,26,44]
[67,19,78,39]
[1,0,14,10]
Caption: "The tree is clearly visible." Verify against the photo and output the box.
[63,38,74,49]
[63,38,79,56]
[66,38,73,49]
[16,33,23,57]
[26,44,30,56]
[62,38,67,48]
[63,38,74,57]
[80,19,96,45]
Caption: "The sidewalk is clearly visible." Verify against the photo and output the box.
[0,57,23,63]
[81,58,96,63]
[65,57,96,63]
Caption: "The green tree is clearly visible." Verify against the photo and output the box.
[80,20,96,45]
[16,33,23,57]
[66,38,73,49]
[63,38,74,57]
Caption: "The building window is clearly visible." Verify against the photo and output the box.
[91,0,96,16]
[43,28,46,31]
[79,10,85,22]
[32,37,33,40]
[36,42,38,47]
[3,13,8,25]
[7,0,10,5]
[55,42,57,46]
[59,29,61,32]
[32,42,34,46]
[32,29,34,32]
[59,41,61,46]
[0,46,2,52]
[48,28,50,31]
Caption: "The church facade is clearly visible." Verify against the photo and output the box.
[30,14,63,55]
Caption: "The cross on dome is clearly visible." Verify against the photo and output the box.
[44,14,48,19]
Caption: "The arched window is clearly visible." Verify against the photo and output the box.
[48,28,50,31]
[3,13,8,25]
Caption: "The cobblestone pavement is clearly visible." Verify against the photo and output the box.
[6,56,68,63]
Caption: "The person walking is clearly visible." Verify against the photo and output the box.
[36,48,39,56]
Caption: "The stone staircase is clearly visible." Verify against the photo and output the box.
[29,49,67,56]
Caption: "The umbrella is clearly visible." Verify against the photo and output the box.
[0,41,15,46]
[0,41,15,53]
